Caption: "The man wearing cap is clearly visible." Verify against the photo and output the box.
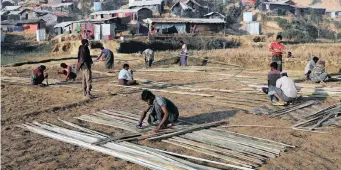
[268,72,298,106]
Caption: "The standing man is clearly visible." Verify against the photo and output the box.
[304,56,319,80]
[180,40,188,66]
[137,90,179,133]
[141,48,154,68]
[58,63,77,81]
[31,65,48,86]
[77,39,93,99]
[269,35,285,72]
[118,64,138,86]
[96,46,114,73]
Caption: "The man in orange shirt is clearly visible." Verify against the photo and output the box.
[269,35,285,72]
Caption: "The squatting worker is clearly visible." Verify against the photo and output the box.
[262,62,281,103]
[58,63,77,81]
[311,60,330,86]
[118,64,138,86]
[137,90,179,133]
[269,35,285,72]
[31,65,48,86]
[96,46,114,73]
[77,39,93,99]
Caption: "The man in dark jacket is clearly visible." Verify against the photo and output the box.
[77,39,93,98]
[31,65,48,86]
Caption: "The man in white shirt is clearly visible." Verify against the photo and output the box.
[304,56,319,80]
[268,72,298,106]
[118,64,138,86]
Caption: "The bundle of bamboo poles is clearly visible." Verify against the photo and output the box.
[162,127,294,169]
[20,121,253,170]
[75,109,149,133]
[293,103,341,131]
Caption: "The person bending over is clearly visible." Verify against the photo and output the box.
[58,63,77,81]
[137,90,179,133]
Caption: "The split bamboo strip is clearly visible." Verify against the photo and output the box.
[185,133,278,158]
[198,129,284,152]
[171,137,264,164]
[109,84,214,97]
[20,123,197,170]
[304,103,341,119]
[87,114,136,127]
[180,134,269,160]
[102,110,149,125]
[58,118,110,138]
[164,139,255,168]
[92,134,141,145]
[93,112,138,124]
[138,145,255,170]
[212,128,295,148]
[146,120,227,141]
[76,115,138,133]
[270,100,318,117]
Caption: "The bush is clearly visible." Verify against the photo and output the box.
[274,17,289,29]
[334,21,341,29]
[117,37,240,53]
[319,28,336,39]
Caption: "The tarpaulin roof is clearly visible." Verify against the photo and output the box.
[144,18,225,24]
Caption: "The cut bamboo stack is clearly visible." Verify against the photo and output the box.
[19,121,254,170]
[162,127,294,169]
[75,109,149,133]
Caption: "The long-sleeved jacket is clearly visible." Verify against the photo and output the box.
[77,45,92,70]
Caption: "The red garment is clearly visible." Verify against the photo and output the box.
[269,42,285,56]
[32,67,45,84]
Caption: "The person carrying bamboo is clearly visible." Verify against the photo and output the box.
[137,90,179,133]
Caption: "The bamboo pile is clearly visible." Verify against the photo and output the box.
[162,127,294,169]
[20,121,255,170]
[293,103,341,131]
[75,109,149,133]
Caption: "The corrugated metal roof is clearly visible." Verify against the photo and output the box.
[90,8,143,15]
[204,12,226,18]
[0,11,10,15]
[55,3,73,7]
[19,19,45,24]
[8,10,22,15]
[144,18,225,24]
[54,21,74,28]
[129,0,162,7]
[3,6,21,11]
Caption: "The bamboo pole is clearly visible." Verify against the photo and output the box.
[58,118,109,137]
[146,121,227,141]
[138,145,255,170]
[164,139,256,168]
[171,137,264,164]
[212,128,295,148]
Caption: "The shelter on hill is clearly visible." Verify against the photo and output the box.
[90,8,152,24]
[144,18,225,34]
[128,0,165,14]
[171,0,208,18]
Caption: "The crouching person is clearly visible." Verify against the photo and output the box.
[118,64,138,86]
[269,72,298,106]
[31,65,48,86]
[311,60,330,86]
[58,63,77,81]
[137,90,179,133]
